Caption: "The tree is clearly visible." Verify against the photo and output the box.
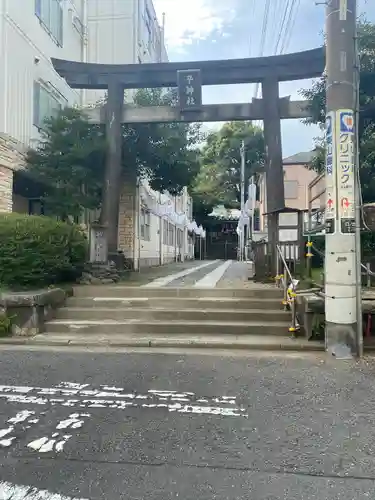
[191,121,265,220]
[26,107,105,220]
[125,88,202,195]
[26,88,202,220]
[299,20,375,203]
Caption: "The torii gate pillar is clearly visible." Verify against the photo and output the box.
[262,78,286,274]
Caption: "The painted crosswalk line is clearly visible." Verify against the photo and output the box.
[0,480,88,499]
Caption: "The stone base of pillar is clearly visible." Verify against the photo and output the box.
[325,321,356,359]
[108,250,127,270]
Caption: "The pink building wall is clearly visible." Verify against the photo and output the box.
[258,153,318,231]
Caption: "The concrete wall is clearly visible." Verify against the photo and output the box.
[0,0,84,146]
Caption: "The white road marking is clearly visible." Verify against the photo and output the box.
[100,385,123,392]
[0,480,89,499]
[0,383,247,418]
[142,260,220,287]
[8,410,35,424]
[92,297,149,302]
[0,427,13,438]
[0,411,39,448]
[0,437,15,447]
[194,259,232,288]
[27,413,91,454]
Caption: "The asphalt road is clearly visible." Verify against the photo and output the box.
[0,350,375,499]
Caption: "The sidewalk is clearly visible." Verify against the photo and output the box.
[121,260,210,286]
[216,261,275,289]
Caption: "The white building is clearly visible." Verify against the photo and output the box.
[87,0,167,65]
[137,183,196,268]
[0,0,198,267]
[85,0,197,267]
[85,0,168,104]
[0,0,86,146]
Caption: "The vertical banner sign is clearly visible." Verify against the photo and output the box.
[177,69,202,111]
[336,109,355,234]
[325,111,336,234]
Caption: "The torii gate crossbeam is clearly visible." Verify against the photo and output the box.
[52,48,325,270]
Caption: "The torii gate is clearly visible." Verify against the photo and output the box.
[52,47,324,270]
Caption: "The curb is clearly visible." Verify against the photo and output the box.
[0,337,325,351]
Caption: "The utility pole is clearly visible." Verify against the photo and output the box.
[325,0,361,357]
[240,140,246,261]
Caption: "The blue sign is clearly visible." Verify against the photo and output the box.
[326,155,333,175]
[326,115,332,138]
[339,111,354,133]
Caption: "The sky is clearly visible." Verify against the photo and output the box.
[153,0,374,158]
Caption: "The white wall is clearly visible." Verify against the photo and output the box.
[137,185,194,268]
[0,0,84,145]
[86,0,167,104]
[87,0,166,64]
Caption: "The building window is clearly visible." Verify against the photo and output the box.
[284,180,298,199]
[140,208,151,241]
[33,81,65,129]
[163,219,168,245]
[168,222,175,247]
[35,0,63,46]
[177,228,183,248]
[145,5,153,46]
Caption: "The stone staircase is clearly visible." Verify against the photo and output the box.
[41,286,324,351]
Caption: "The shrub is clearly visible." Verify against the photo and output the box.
[0,312,13,336]
[0,213,88,288]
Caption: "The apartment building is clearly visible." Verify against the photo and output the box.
[85,0,168,104]
[257,151,317,232]
[0,0,86,213]
[0,0,195,268]
[0,0,85,146]
[85,0,195,268]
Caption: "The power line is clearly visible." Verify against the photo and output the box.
[280,0,300,53]
[274,0,293,54]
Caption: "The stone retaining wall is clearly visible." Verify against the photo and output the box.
[0,133,27,213]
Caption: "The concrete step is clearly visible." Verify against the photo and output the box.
[25,333,325,352]
[55,307,289,322]
[72,286,282,299]
[66,296,283,310]
[44,319,291,336]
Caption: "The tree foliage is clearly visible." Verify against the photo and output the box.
[26,108,105,220]
[26,88,202,219]
[299,20,375,203]
[191,121,265,220]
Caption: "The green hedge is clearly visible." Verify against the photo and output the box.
[0,213,88,289]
